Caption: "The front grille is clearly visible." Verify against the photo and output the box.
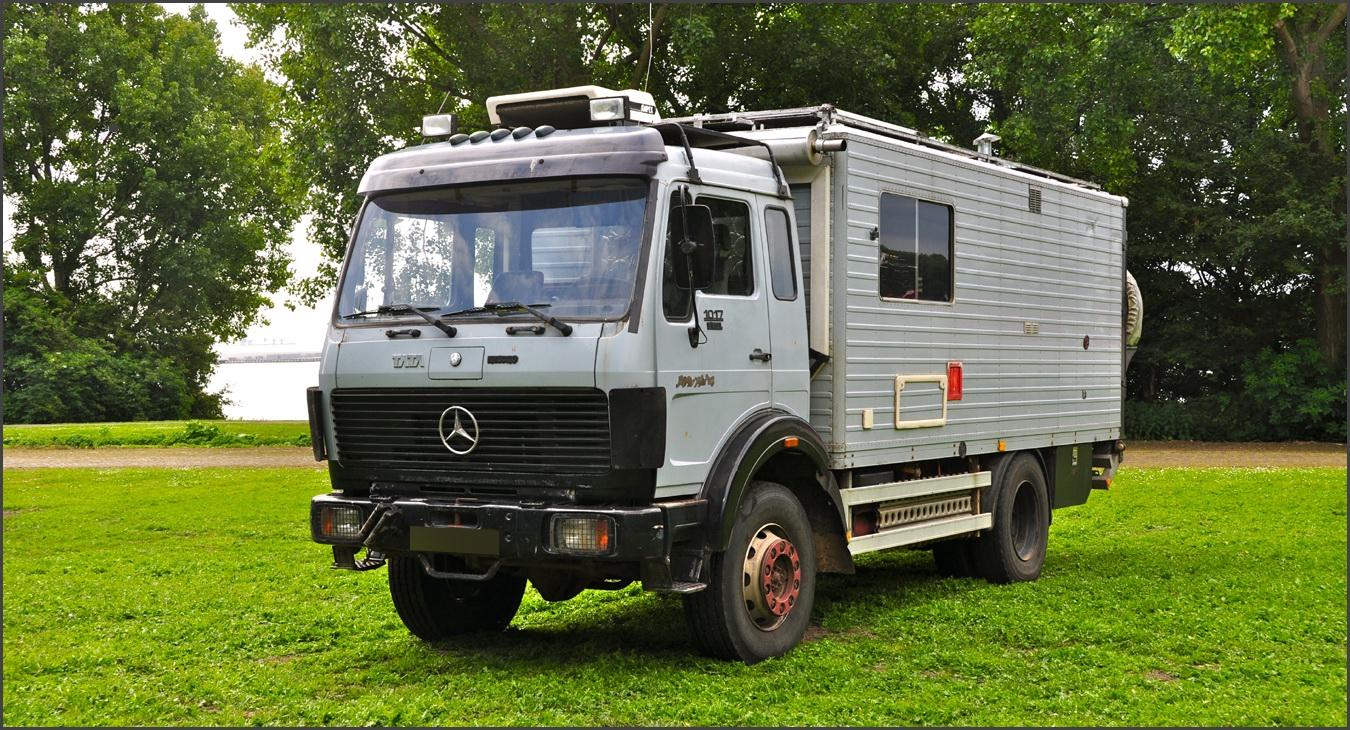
[330,388,611,475]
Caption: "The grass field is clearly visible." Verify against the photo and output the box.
[2,420,310,448]
[2,466,1345,726]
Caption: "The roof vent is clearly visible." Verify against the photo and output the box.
[1028,185,1042,214]
[974,131,1000,157]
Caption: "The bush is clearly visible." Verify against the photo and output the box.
[171,421,224,445]
[1126,340,1346,442]
[60,434,96,449]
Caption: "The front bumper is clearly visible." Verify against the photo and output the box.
[310,493,707,586]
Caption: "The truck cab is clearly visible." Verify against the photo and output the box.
[308,86,1135,663]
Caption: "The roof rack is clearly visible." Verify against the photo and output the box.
[664,105,1102,191]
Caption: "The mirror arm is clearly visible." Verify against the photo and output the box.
[660,123,702,185]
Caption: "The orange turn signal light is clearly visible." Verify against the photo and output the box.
[784,437,800,449]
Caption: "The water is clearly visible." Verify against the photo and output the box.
[208,361,318,421]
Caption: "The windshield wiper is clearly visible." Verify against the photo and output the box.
[442,301,573,336]
[342,304,456,337]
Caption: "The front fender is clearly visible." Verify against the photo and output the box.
[698,410,843,552]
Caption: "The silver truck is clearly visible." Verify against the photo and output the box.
[308,86,1142,663]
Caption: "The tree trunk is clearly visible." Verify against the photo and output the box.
[1272,6,1347,366]
[1315,242,1346,367]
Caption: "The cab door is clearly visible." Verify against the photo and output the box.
[654,187,773,494]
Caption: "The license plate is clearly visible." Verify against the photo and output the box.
[409,526,500,556]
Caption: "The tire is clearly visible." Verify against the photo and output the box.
[387,555,526,641]
[931,538,977,578]
[683,481,817,663]
[970,454,1050,583]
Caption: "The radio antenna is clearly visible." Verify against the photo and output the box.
[643,3,654,91]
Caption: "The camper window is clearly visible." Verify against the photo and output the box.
[878,193,953,303]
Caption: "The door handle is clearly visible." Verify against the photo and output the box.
[749,349,772,363]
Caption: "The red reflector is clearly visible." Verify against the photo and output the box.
[947,361,963,401]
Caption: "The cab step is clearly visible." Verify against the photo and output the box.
[663,581,707,594]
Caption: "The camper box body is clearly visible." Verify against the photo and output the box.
[700,108,1128,478]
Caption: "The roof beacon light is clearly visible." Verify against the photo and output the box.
[422,113,457,138]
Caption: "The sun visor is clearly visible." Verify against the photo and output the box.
[358,126,668,195]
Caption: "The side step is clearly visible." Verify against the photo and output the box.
[847,512,992,556]
[842,471,993,557]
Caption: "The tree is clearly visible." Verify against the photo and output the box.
[1167,3,1346,368]
[964,4,1344,439]
[3,4,300,421]
[232,2,976,304]
[234,3,1343,440]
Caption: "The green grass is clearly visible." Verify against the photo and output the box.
[2,420,310,448]
[3,466,1345,726]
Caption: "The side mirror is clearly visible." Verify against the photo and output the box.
[669,203,715,290]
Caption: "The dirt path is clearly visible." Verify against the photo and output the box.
[3,446,322,469]
[1124,441,1344,468]
[4,441,1344,470]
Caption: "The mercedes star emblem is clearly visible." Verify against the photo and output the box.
[437,405,479,455]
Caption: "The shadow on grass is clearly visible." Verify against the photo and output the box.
[393,548,997,667]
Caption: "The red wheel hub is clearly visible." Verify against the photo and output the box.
[743,525,802,630]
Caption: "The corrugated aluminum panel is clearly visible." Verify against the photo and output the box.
[825,132,1124,468]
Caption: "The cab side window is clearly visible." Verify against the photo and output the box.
[662,193,756,321]
[699,197,754,297]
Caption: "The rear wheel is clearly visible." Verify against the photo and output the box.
[387,555,525,641]
[931,538,977,578]
[970,454,1050,583]
[683,481,816,663]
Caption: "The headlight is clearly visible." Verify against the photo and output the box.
[549,514,615,556]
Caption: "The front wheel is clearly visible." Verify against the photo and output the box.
[387,555,526,641]
[683,481,817,663]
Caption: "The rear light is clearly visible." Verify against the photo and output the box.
[320,506,365,541]
[549,514,614,556]
[946,361,963,401]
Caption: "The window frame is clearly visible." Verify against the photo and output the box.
[876,190,956,306]
[660,189,759,323]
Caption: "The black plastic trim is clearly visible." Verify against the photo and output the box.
[306,387,327,461]
[608,387,667,469]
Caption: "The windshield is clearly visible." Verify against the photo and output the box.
[337,177,649,321]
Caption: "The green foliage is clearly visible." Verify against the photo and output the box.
[1125,339,1345,442]
[2,4,300,423]
[963,4,1345,437]
[2,466,1345,724]
[1242,340,1347,442]
[231,4,1346,441]
[230,3,983,302]
[2,420,311,448]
